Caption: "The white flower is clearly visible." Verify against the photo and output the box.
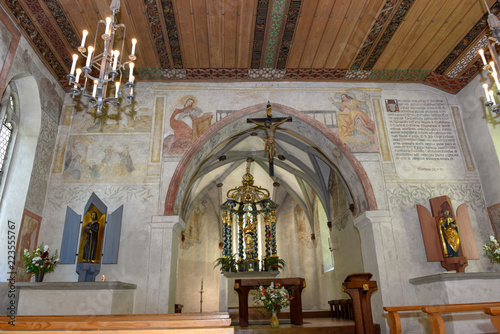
[44,245,49,252]
[494,248,500,255]
[490,236,496,242]
[35,264,39,267]
[23,249,28,255]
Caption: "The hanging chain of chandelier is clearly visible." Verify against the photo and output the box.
[66,1,137,116]
[220,163,279,272]
[479,0,500,116]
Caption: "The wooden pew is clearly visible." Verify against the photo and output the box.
[484,307,500,332]
[0,312,233,333]
[384,302,500,334]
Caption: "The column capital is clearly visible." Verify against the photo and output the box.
[353,210,391,230]
[150,215,185,235]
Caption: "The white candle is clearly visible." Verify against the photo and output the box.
[80,30,88,48]
[489,90,495,104]
[115,82,120,98]
[479,49,488,66]
[86,46,94,68]
[92,80,98,98]
[201,277,203,291]
[70,54,78,75]
[112,50,120,71]
[129,62,134,82]
[130,87,134,96]
[484,83,492,102]
[131,76,135,84]
[105,17,111,36]
[492,70,500,90]
[75,68,82,83]
[131,38,137,55]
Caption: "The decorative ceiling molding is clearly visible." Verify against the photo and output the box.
[159,0,183,69]
[360,0,416,70]
[276,0,302,69]
[144,0,172,69]
[3,0,67,84]
[351,0,403,70]
[251,0,270,69]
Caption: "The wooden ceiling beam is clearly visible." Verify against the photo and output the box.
[223,0,238,68]
[287,0,319,68]
[207,0,223,68]
[192,0,210,68]
[174,0,198,68]
[299,0,335,69]
[325,0,369,68]
[408,0,475,71]
[338,0,385,69]
[236,0,257,68]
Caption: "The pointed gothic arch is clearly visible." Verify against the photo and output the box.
[164,102,378,218]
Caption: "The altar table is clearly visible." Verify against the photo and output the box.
[234,277,306,327]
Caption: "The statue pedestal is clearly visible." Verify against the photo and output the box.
[14,281,136,315]
[218,271,278,312]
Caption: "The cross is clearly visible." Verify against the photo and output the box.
[247,101,292,176]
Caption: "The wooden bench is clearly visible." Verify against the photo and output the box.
[328,299,353,320]
[0,312,233,333]
[384,302,500,334]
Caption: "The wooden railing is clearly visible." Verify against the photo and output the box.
[384,302,500,334]
[0,312,234,333]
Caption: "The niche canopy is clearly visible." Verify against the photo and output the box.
[220,160,279,272]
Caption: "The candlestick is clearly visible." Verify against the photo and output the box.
[129,62,134,83]
[70,54,78,76]
[80,30,88,48]
[112,50,120,71]
[131,38,137,55]
[86,46,94,68]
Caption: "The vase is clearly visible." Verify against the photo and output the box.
[270,311,279,328]
[34,273,44,282]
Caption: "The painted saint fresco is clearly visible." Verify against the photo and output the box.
[14,210,41,282]
[328,89,377,152]
[163,96,213,155]
[63,135,147,183]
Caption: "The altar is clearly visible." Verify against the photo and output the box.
[13,281,136,315]
[233,277,306,327]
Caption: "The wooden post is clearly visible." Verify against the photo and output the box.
[342,273,378,334]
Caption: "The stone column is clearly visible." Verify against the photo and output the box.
[354,210,402,331]
[145,215,185,313]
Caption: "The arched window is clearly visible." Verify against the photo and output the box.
[0,85,19,189]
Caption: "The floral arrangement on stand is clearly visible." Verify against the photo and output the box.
[253,282,293,328]
[484,236,500,264]
[22,243,59,282]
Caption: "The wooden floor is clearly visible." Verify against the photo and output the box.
[229,308,380,334]
[233,317,359,334]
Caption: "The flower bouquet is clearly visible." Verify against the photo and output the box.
[253,282,292,327]
[484,236,500,264]
[23,243,59,281]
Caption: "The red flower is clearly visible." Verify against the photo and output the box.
[45,262,50,266]
[289,297,294,301]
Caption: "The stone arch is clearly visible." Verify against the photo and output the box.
[0,74,42,279]
[164,102,377,216]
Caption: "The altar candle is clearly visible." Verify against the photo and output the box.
[70,54,78,76]
[101,275,105,281]
[489,90,495,104]
[80,30,88,48]
[115,82,120,98]
[201,277,203,291]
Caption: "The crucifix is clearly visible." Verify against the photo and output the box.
[247,101,292,176]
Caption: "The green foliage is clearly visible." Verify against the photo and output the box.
[23,243,59,275]
[213,253,238,272]
[484,236,500,264]
[264,256,286,270]
[253,282,292,312]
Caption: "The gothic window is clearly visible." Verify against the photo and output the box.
[0,86,19,188]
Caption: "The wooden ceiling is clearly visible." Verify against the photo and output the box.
[1,0,498,94]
